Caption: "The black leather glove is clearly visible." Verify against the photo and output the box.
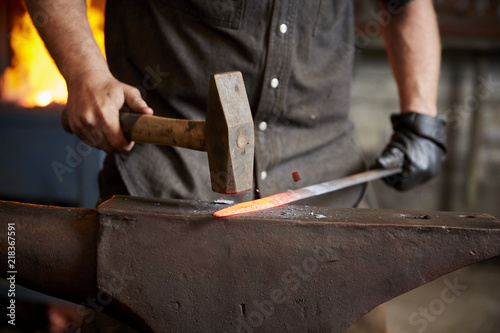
[375,111,447,191]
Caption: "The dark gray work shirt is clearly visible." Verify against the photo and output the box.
[103,0,367,207]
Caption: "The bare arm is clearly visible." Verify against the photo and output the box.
[375,1,446,191]
[380,0,441,116]
[25,0,152,152]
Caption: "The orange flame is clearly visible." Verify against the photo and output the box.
[0,1,105,108]
[213,191,305,217]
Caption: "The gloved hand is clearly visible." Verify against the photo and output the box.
[375,111,447,191]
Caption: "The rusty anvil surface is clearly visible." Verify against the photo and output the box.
[1,196,500,332]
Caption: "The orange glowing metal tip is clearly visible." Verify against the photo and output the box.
[213,168,402,217]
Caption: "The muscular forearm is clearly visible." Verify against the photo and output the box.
[380,0,441,116]
[25,0,151,152]
[24,0,109,83]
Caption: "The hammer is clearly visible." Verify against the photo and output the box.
[61,71,255,195]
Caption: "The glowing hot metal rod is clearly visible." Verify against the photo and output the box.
[214,168,402,217]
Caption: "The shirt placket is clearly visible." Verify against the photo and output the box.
[254,0,298,196]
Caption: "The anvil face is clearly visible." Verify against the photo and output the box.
[2,196,500,333]
[96,196,500,332]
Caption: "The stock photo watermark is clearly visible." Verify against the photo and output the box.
[51,138,95,183]
[442,74,500,129]
[236,234,341,332]
[135,64,170,99]
[64,267,135,333]
[398,276,468,333]
[5,222,17,327]
[337,0,406,61]
[51,64,170,183]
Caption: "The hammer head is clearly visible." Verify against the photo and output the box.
[205,72,254,194]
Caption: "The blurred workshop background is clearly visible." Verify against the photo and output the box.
[351,1,500,332]
[351,0,500,219]
[1,0,500,332]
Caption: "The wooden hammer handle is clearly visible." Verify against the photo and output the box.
[119,113,206,151]
[61,110,206,151]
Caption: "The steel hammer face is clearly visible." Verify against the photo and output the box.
[205,72,254,194]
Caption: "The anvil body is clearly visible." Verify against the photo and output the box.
[1,196,500,332]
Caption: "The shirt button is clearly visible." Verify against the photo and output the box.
[279,23,288,34]
[270,78,279,89]
[260,171,268,181]
[258,121,268,131]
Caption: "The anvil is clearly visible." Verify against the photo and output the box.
[1,196,500,332]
